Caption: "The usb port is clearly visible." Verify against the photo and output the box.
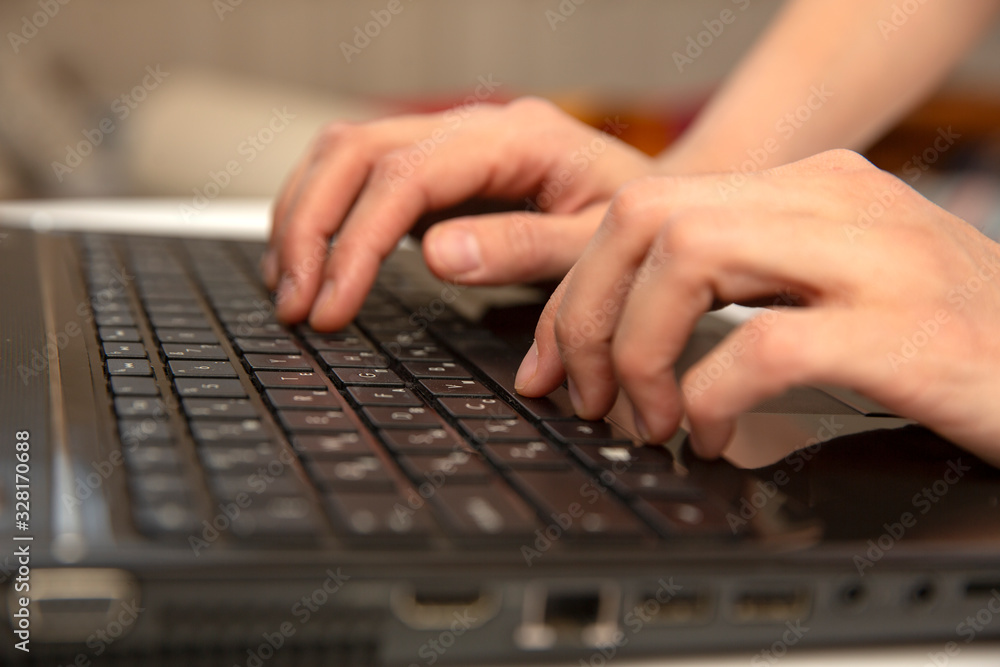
[732,588,810,623]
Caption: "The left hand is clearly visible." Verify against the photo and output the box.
[514,150,1000,467]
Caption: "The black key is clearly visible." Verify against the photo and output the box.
[110,376,159,396]
[161,344,229,360]
[130,473,191,504]
[174,378,247,398]
[211,473,306,500]
[244,354,312,371]
[266,389,342,410]
[329,367,404,386]
[278,409,354,433]
[380,428,465,454]
[234,337,300,354]
[611,471,705,501]
[95,312,136,327]
[511,388,579,421]
[254,371,327,389]
[370,329,431,347]
[326,491,437,537]
[144,300,202,315]
[634,498,736,537]
[401,360,472,380]
[119,418,173,446]
[103,342,148,358]
[107,358,152,376]
[183,398,259,420]
[400,450,492,485]
[461,417,542,443]
[419,379,492,397]
[292,433,371,459]
[570,444,674,471]
[348,386,422,407]
[123,446,183,473]
[438,397,515,420]
[545,421,632,445]
[156,329,219,344]
[133,501,201,535]
[308,456,395,491]
[100,326,141,342]
[225,323,289,339]
[229,496,319,540]
[169,360,238,377]
[484,440,571,470]
[190,419,266,443]
[304,331,371,352]
[149,314,212,329]
[115,397,166,417]
[199,442,279,473]
[363,406,445,429]
[508,469,651,537]
[391,344,454,362]
[319,350,389,369]
[433,484,538,536]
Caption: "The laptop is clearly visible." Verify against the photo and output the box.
[2,202,1000,666]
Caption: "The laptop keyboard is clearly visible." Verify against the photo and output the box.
[78,233,738,548]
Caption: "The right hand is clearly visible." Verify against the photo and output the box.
[266,97,657,329]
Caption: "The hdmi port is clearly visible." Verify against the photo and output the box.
[390,585,500,630]
[732,589,811,623]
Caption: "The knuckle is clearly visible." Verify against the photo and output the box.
[316,120,357,150]
[813,148,874,171]
[501,215,545,270]
[507,95,560,120]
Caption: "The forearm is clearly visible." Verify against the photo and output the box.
[660,0,1000,174]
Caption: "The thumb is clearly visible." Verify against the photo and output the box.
[421,202,607,285]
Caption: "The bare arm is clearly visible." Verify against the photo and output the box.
[661,0,1000,173]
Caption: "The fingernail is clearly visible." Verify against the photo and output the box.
[261,250,278,288]
[568,377,585,416]
[633,408,651,442]
[276,274,297,308]
[431,229,481,276]
[514,341,538,392]
[310,280,337,323]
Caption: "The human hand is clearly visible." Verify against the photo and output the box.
[266,97,656,329]
[515,150,1000,467]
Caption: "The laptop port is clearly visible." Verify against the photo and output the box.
[837,582,867,611]
[514,582,620,650]
[629,587,712,625]
[965,579,1000,598]
[732,588,811,623]
[6,568,140,642]
[390,585,500,630]
[906,581,935,607]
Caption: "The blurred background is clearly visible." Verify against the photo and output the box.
[2,0,1000,224]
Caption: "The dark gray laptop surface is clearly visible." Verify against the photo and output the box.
[2,221,1000,665]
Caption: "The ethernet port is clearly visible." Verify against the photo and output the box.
[515,582,620,651]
